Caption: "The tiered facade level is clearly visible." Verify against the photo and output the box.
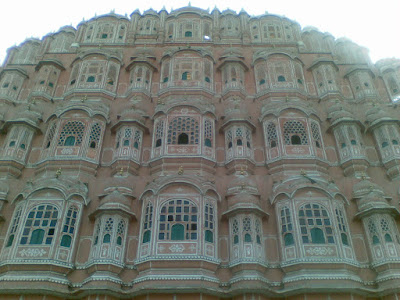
[0,6,400,300]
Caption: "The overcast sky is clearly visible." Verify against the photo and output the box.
[1,0,399,64]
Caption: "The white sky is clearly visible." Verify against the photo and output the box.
[1,0,399,64]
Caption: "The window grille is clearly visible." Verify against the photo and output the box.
[103,217,114,244]
[243,217,252,242]
[299,204,334,244]
[204,119,213,147]
[283,120,308,145]
[158,200,198,241]
[232,218,239,244]
[266,122,278,148]
[311,122,322,148]
[6,206,22,247]
[226,129,233,148]
[368,219,380,244]
[335,208,349,246]
[60,205,78,248]
[88,123,102,149]
[204,203,215,243]
[155,120,164,147]
[167,117,199,145]
[142,203,153,243]
[116,220,125,245]
[255,218,262,244]
[281,206,294,246]
[20,205,58,245]
[380,217,393,242]
[58,121,85,146]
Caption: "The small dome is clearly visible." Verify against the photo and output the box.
[365,105,392,125]
[357,192,390,213]
[100,190,131,208]
[227,174,259,196]
[353,178,384,198]
[327,102,354,123]
[119,107,146,125]
[224,106,250,123]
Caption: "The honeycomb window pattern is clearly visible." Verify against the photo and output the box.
[89,123,102,149]
[311,122,322,148]
[167,117,199,145]
[58,121,85,146]
[266,122,278,148]
[204,119,213,147]
[116,220,125,245]
[283,120,308,145]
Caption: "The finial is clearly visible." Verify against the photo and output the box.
[300,169,306,176]
[119,167,124,176]
[55,168,62,178]
[361,174,367,180]
[178,166,184,175]
[81,95,87,102]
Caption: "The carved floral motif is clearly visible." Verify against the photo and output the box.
[19,248,47,257]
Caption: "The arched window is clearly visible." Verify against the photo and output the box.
[204,119,213,147]
[116,220,125,246]
[171,224,185,240]
[60,205,78,248]
[291,135,301,145]
[58,121,85,146]
[266,122,278,148]
[20,205,58,245]
[158,200,198,241]
[6,207,22,247]
[64,136,76,146]
[178,133,189,144]
[283,121,308,145]
[298,204,334,244]
[185,31,192,37]
[278,75,286,82]
[204,203,215,243]
[167,117,199,145]
[368,219,380,245]
[243,217,252,243]
[103,218,113,243]
[232,219,239,245]
[381,218,394,243]
[311,122,322,148]
[142,203,153,244]
[88,123,102,150]
[335,208,350,246]
[154,120,164,148]
[281,206,294,246]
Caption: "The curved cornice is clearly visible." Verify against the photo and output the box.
[13,176,90,205]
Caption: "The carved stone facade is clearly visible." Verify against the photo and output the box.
[0,6,399,300]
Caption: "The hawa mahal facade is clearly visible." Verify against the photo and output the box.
[0,5,400,300]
